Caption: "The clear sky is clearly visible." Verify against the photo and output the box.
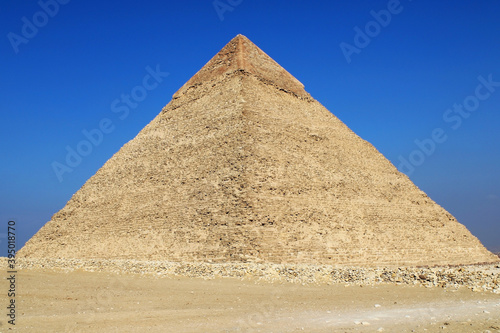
[1,0,499,255]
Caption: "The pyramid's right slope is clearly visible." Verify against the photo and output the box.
[20,35,497,266]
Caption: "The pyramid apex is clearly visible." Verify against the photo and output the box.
[232,34,250,42]
[173,35,309,98]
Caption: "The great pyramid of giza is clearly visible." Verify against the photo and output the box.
[19,35,497,267]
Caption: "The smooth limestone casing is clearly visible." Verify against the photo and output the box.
[19,35,498,266]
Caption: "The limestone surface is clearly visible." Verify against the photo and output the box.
[19,35,498,266]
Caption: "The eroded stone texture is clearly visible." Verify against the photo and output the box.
[19,35,498,266]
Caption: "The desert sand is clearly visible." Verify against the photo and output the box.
[1,268,499,332]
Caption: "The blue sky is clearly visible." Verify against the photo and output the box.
[1,0,499,254]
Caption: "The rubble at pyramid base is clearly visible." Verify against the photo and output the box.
[13,257,500,293]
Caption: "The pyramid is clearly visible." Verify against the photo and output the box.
[19,35,497,267]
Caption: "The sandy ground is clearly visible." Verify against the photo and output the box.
[1,269,499,332]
